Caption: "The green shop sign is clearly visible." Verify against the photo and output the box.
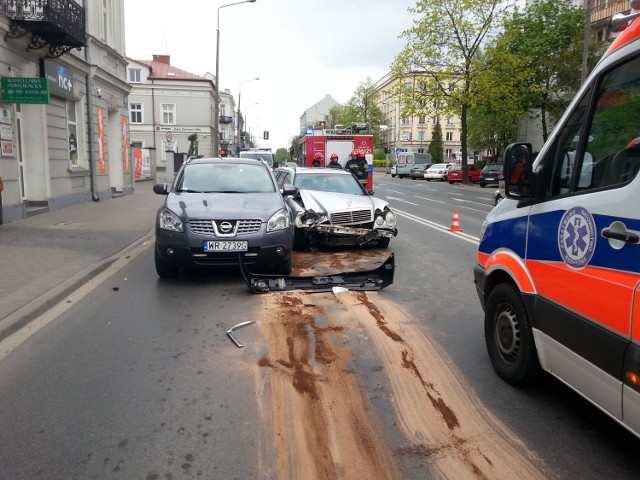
[0,77,50,104]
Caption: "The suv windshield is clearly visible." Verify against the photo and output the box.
[177,163,276,193]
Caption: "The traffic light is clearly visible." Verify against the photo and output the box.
[263,131,269,140]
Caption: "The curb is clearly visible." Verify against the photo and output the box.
[0,228,155,343]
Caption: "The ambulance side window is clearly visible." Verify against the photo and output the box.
[582,56,640,190]
[547,95,588,198]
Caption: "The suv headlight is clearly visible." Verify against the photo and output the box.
[267,208,290,232]
[158,208,183,232]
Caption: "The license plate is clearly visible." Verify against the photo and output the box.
[204,241,248,252]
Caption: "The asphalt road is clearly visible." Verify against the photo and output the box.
[0,175,638,479]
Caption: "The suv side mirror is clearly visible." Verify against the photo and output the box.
[153,183,170,195]
[281,184,298,196]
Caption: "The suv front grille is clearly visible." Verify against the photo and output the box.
[189,219,262,235]
[329,209,372,225]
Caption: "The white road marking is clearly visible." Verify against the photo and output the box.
[393,208,480,244]
[386,196,419,206]
[414,196,446,204]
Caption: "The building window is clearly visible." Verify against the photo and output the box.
[433,117,438,125]
[418,115,425,124]
[447,117,454,125]
[402,117,410,125]
[418,131,425,141]
[161,104,175,125]
[446,132,454,141]
[101,0,111,43]
[128,69,141,83]
[129,103,143,123]
[67,101,83,169]
[445,148,453,158]
[220,103,226,116]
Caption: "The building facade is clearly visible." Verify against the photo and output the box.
[126,55,236,181]
[0,0,131,225]
[371,73,464,160]
[299,94,339,132]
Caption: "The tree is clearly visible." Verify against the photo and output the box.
[187,133,198,156]
[501,0,587,142]
[274,147,289,165]
[467,38,529,161]
[428,120,444,163]
[391,0,511,182]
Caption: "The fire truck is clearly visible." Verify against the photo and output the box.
[298,122,375,190]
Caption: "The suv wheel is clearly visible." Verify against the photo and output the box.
[155,249,179,278]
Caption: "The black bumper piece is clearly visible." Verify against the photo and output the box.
[241,253,395,294]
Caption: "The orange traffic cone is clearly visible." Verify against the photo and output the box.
[449,209,462,232]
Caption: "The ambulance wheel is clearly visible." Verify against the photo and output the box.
[485,283,540,385]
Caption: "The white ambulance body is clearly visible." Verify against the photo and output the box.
[474,2,640,438]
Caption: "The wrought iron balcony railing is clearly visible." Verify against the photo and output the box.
[2,0,86,58]
[219,115,233,124]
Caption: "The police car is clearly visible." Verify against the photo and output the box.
[474,2,640,438]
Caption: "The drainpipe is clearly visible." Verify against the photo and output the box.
[83,0,99,201]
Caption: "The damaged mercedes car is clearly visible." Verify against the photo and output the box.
[274,166,398,249]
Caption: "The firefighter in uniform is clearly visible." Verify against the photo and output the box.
[312,151,323,167]
[328,153,342,169]
[345,150,367,185]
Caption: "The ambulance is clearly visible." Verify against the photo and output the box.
[474,1,640,438]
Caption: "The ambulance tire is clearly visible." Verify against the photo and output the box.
[485,283,541,386]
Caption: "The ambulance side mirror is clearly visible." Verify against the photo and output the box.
[503,143,533,202]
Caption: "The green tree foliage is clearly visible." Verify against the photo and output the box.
[391,0,511,182]
[428,120,444,163]
[274,147,289,165]
[467,40,529,161]
[500,0,587,141]
[329,78,388,151]
[187,133,198,156]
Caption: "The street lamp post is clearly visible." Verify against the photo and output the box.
[244,102,259,146]
[214,0,257,156]
[237,77,259,150]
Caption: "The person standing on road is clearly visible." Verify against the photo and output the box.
[328,153,342,169]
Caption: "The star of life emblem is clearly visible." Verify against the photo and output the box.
[558,207,596,269]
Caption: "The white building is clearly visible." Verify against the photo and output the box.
[0,0,131,224]
[299,94,340,132]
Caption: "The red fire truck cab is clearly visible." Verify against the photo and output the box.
[298,122,375,190]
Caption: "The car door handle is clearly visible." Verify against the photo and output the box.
[602,228,640,243]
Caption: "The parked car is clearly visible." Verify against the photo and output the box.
[478,164,503,188]
[447,164,482,183]
[153,157,298,278]
[274,166,398,249]
[409,163,433,179]
[424,163,452,181]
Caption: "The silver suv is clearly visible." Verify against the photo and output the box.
[153,157,297,277]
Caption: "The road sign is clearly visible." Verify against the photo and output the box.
[166,131,172,142]
[0,77,50,104]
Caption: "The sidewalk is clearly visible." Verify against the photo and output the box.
[0,183,164,341]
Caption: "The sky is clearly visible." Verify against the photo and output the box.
[123,0,417,151]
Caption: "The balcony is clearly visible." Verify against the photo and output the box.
[219,115,233,124]
[590,0,628,24]
[2,0,86,58]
